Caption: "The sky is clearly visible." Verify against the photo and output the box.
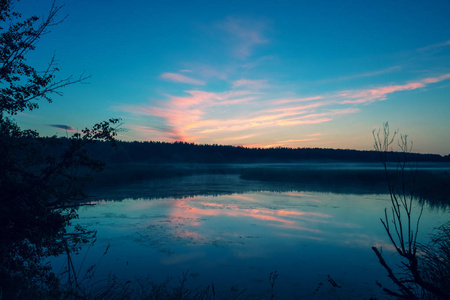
[13,0,450,155]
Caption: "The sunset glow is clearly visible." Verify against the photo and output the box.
[15,0,450,154]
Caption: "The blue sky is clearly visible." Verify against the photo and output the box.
[14,0,450,154]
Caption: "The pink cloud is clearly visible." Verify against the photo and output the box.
[194,108,355,134]
[338,74,450,104]
[276,118,333,127]
[422,73,450,84]
[118,73,450,147]
[219,134,256,142]
[339,82,423,104]
[125,124,186,142]
[120,89,259,141]
[160,72,205,85]
[121,90,356,141]
[170,91,215,108]
[134,125,184,140]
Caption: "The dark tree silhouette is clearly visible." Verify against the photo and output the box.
[0,1,120,298]
[0,0,89,117]
[372,123,450,299]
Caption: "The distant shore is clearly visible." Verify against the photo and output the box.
[90,162,450,207]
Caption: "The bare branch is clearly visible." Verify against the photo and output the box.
[371,122,449,298]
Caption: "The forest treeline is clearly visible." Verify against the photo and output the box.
[49,138,449,164]
[53,138,446,206]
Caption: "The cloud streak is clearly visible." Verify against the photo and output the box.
[219,16,269,59]
[317,66,402,84]
[160,72,205,85]
[48,124,77,132]
[118,73,450,147]
[232,79,269,89]
[417,40,450,52]
[338,74,450,104]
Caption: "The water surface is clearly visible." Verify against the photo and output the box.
[61,174,448,299]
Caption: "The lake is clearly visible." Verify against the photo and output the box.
[56,173,449,299]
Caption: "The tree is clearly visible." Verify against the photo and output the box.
[0,1,120,298]
[372,123,450,299]
[0,0,89,118]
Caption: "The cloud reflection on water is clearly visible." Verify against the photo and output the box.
[61,171,450,300]
[85,190,400,252]
[166,192,332,244]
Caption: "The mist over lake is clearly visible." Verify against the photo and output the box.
[54,166,449,299]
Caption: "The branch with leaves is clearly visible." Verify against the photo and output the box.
[0,1,123,297]
[0,0,90,117]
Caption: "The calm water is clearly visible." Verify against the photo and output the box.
[57,174,448,299]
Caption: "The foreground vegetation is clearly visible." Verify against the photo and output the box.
[0,1,120,298]
[371,123,450,299]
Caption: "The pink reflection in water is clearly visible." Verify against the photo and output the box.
[277,210,330,218]
[197,202,224,208]
[222,194,257,202]
[166,195,332,241]
[246,211,296,224]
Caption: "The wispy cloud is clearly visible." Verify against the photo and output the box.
[186,64,229,80]
[273,96,324,105]
[118,73,450,147]
[338,82,425,104]
[232,79,269,89]
[119,89,258,141]
[219,16,269,59]
[48,124,78,132]
[17,112,40,118]
[160,72,205,85]
[421,73,450,83]
[317,66,402,84]
[133,125,184,141]
[417,40,450,52]
[242,56,274,69]
[338,74,450,104]
[308,133,322,137]
[219,134,256,142]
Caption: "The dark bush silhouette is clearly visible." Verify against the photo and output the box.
[0,1,120,297]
